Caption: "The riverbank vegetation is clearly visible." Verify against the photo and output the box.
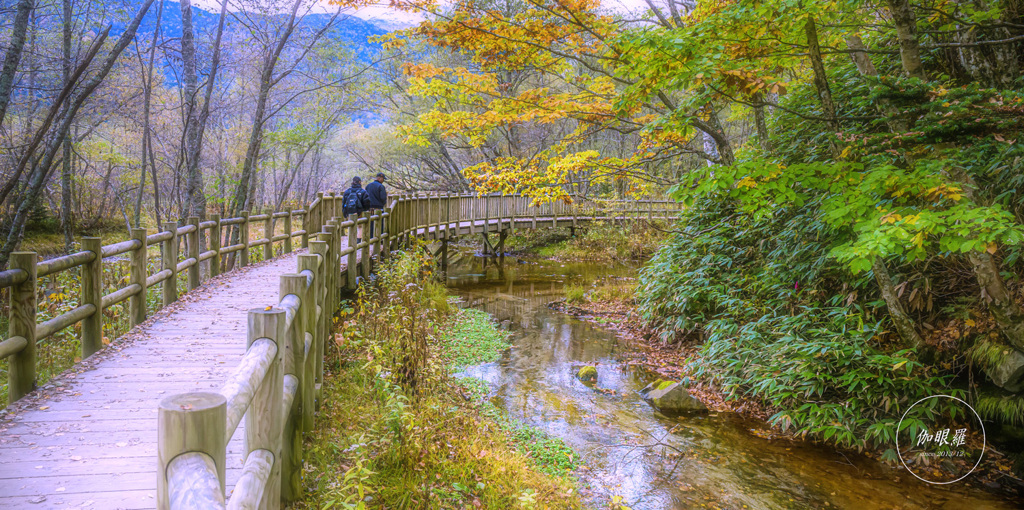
[506,222,666,262]
[387,0,1024,483]
[300,249,581,509]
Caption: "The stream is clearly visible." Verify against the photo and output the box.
[444,254,1023,510]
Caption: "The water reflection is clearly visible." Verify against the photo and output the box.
[446,253,1022,510]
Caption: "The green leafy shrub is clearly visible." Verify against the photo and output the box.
[637,198,963,451]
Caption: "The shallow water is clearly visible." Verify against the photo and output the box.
[445,254,1023,510]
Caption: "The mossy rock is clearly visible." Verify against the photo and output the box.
[577,365,598,383]
[638,379,707,415]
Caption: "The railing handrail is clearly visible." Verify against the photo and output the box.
[1,207,313,404]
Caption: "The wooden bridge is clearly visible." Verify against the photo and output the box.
[0,192,680,509]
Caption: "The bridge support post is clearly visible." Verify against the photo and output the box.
[441,237,449,272]
[240,210,250,268]
[130,228,148,326]
[247,308,285,508]
[209,215,222,278]
[188,217,201,290]
[162,222,179,307]
[81,237,103,358]
[8,252,36,404]
[157,392,227,510]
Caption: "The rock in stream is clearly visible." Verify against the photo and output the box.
[639,379,707,414]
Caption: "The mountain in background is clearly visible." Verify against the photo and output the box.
[136,1,390,59]
[122,0,391,125]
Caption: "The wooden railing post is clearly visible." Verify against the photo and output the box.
[484,193,490,234]
[81,237,103,358]
[300,210,310,249]
[264,209,274,261]
[188,217,200,290]
[240,210,250,268]
[8,252,36,404]
[247,307,285,508]
[162,222,179,306]
[345,217,357,290]
[325,221,340,307]
[308,240,328,409]
[426,194,433,240]
[445,195,452,238]
[360,212,371,280]
[532,197,539,229]
[157,392,227,509]
[130,228,148,326]
[297,254,319,431]
[404,198,412,248]
[210,214,222,278]
[284,210,293,254]
[280,274,307,503]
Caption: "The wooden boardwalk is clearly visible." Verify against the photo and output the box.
[0,194,679,508]
[0,252,307,509]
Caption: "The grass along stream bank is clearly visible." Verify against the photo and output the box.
[298,248,581,509]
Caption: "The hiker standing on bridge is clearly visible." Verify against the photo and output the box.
[343,176,370,241]
[365,172,387,238]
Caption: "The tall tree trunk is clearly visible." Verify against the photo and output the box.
[805,16,842,160]
[182,0,228,223]
[135,0,163,227]
[873,256,927,351]
[885,0,929,81]
[751,91,771,154]
[61,0,73,252]
[0,0,34,129]
[229,0,303,218]
[0,0,156,269]
[956,23,1020,88]
[180,0,205,219]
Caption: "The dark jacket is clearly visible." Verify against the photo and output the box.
[365,180,387,209]
[342,184,370,217]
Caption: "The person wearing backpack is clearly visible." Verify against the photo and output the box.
[343,176,370,217]
[365,172,387,238]
[343,176,370,241]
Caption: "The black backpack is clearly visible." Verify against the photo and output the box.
[343,188,365,216]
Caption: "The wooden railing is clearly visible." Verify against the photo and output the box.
[0,208,310,405]
[156,202,388,509]
[156,191,680,509]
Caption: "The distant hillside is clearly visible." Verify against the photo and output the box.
[123,0,390,125]
[131,1,390,61]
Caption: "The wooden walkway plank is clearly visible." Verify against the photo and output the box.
[0,251,308,508]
